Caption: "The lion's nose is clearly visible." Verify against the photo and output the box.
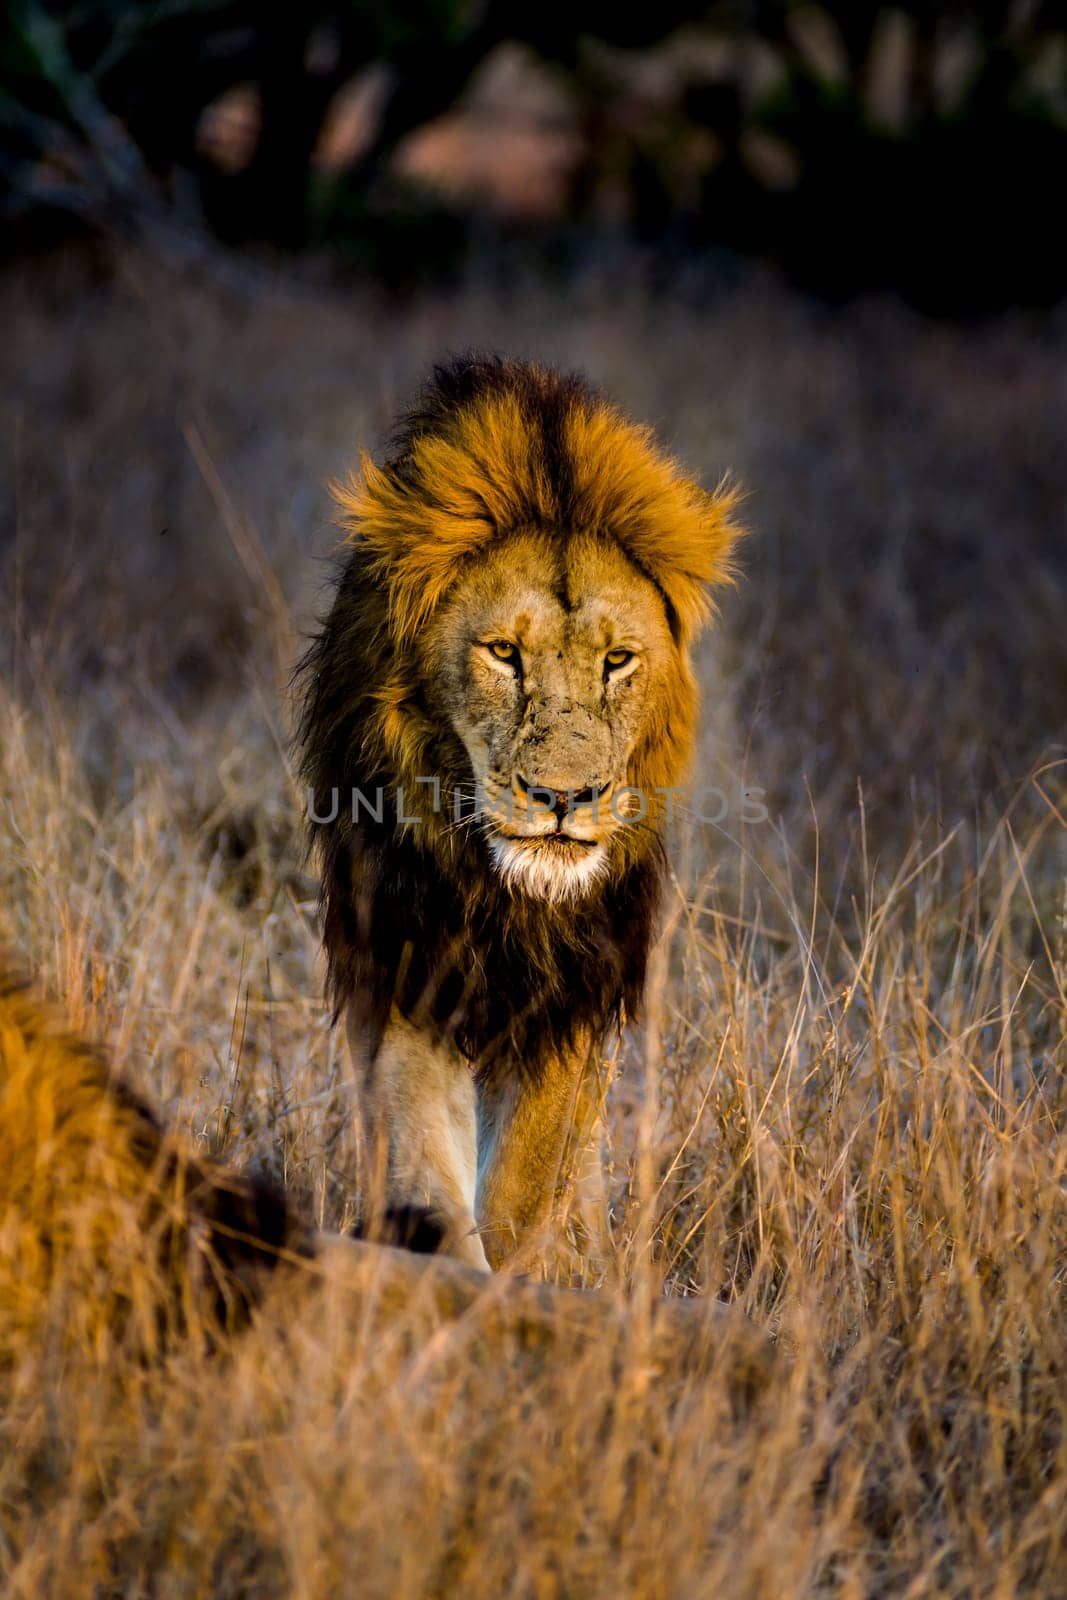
[515,774,608,824]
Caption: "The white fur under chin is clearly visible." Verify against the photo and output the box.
[488,835,610,902]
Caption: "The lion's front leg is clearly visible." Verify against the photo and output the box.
[475,1042,614,1278]
[346,1007,489,1271]
[556,1061,616,1284]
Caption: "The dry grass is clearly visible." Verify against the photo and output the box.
[2,250,1066,1597]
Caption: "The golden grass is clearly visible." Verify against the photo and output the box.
[1,251,1066,1596]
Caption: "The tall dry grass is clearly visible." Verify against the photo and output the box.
[1,251,1066,1597]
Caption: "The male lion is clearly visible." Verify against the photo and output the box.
[299,355,742,1273]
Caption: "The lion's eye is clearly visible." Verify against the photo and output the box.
[487,640,520,668]
[604,648,634,673]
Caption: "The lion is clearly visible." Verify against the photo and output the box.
[0,958,772,1394]
[298,354,743,1273]
[0,961,310,1353]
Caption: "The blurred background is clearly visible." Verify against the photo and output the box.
[4,1,1067,308]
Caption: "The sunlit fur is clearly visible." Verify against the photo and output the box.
[299,354,743,1082]
[334,365,740,646]
[0,965,308,1353]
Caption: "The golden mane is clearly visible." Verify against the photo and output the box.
[331,357,742,643]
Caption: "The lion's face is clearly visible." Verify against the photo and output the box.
[424,531,676,901]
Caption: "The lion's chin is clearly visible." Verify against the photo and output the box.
[487,834,610,903]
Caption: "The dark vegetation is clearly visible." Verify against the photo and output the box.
[3,2,1067,307]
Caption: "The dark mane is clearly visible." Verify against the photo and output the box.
[317,813,665,1085]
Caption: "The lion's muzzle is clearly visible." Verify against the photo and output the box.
[513,773,615,832]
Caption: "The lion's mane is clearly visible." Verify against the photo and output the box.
[298,354,742,1080]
